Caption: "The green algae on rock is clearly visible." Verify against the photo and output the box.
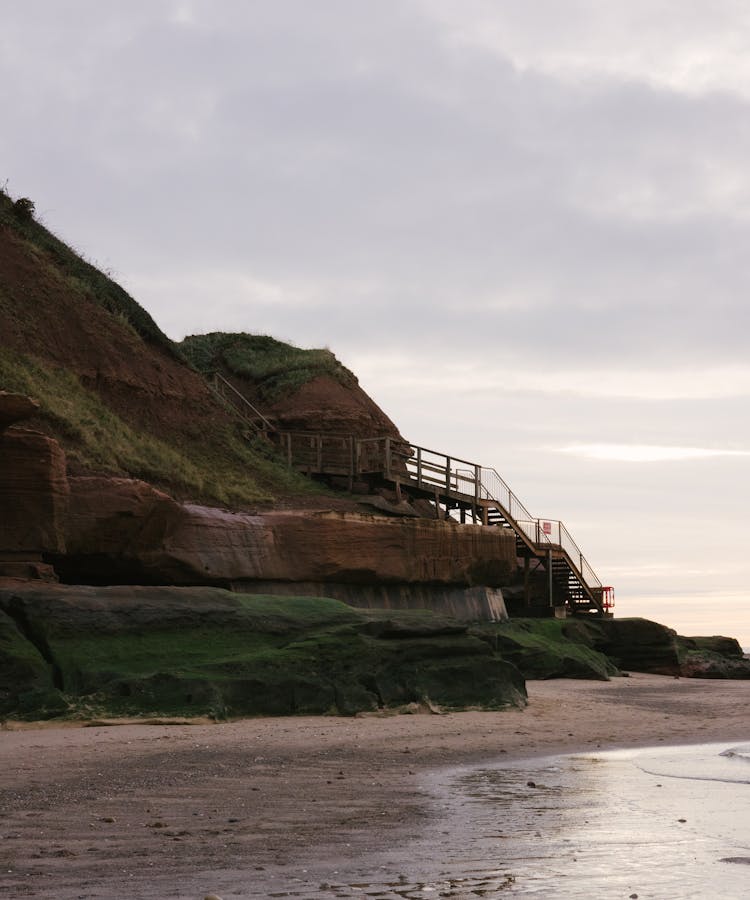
[0,585,527,720]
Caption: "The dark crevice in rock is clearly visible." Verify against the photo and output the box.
[4,596,64,690]
[50,553,229,588]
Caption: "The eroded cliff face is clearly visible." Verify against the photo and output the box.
[263,373,403,438]
[59,474,515,620]
[0,389,514,621]
[0,393,68,580]
[0,228,225,439]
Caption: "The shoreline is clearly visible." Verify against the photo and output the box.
[3,673,750,898]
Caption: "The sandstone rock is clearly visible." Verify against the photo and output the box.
[481,625,616,680]
[0,392,39,429]
[676,634,750,678]
[64,476,179,559]
[588,620,750,678]
[0,559,59,581]
[0,606,56,714]
[63,479,516,596]
[678,654,750,679]
[265,374,402,438]
[251,510,515,586]
[0,428,68,556]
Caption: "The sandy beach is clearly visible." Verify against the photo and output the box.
[2,673,749,899]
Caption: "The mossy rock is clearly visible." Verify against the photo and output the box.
[475,618,617,681]
[414,657,527,709]
[15,686,69,719]
[0,608,56,716]
[0,585,528,719]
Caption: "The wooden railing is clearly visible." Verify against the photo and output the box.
[202,372,606,610]
[210,373,276,433]
[279,433,604,603]
[276,432,356,475]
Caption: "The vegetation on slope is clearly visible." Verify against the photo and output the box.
[0,188,328,505]
[0,350,317,505]
[0,189,176,355]
[180,332,358,402]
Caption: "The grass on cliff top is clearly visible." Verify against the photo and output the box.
[180,332,358,402]
[0,350,319,505]
[0,189,178,357]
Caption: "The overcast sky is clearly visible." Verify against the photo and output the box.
[2,1,749,643]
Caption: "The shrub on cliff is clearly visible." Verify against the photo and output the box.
[12,197,35,221]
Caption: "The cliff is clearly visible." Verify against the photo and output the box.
[0,192,326,507]
[180,332,403,438]
[2,188,747,723]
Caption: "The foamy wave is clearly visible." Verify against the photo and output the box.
[719,745,750,764]
[634,742,750,785]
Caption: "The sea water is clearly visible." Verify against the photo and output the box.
[239,742,750,899]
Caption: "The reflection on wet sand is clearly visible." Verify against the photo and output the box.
[248,742,750,899]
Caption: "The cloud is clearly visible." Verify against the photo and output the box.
[3,2,750,640]
[560,443,750,462]
[350,354,750,401]
[421,0,750,98]
[3,1,750,374]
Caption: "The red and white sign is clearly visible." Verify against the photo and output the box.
[542,521,552,535]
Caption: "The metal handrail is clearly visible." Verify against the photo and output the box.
[271,428,604,597]
[385,441,601,594]
[534,518,602,590]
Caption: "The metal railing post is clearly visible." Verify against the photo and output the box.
[548,549,553,608]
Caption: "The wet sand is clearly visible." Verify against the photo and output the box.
[1,673,749,899]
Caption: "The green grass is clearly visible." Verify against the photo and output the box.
[0,349,318,504]
[180,332,358,401]
[0,188,348,504]
[0,349,204,487]
[0,189,178,356]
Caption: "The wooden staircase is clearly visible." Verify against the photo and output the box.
[207,378,611,616]
[208,372,276,434]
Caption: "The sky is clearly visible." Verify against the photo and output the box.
[2,1,749,644]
